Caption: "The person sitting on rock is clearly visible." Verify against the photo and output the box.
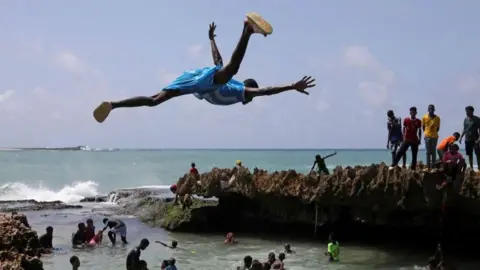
[155,240,178,249]
[39,226,54,249]
[310,152,337,175]
[72,223,87,247]
[237,255,253,270]
[225,232,237,244]
[85,218,96,243]
[437,144,466,189]
[190,162,199,175]
[70,255,80,270]
[126,238,149,270]
[102,218,128,245]
[284,243,295,254]
[324,233,340,262]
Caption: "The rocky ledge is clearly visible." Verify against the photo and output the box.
[0,214,47,269]
[0,200,82,212]
[124,163,480,253]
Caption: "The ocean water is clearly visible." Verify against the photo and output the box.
[0,149,477,269]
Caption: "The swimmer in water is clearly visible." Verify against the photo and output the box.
[310,152,337,175]
[155,240,178,249]
[284,243,295,254]
[126,238,149,270]
[70,255,80,270]
[225,232,237,244]
[72,223,87,247]
[102,218,128,245]
[92,15,316,125]
[324,233,340,262]
[39,226,54,249]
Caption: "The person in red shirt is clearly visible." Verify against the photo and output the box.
[390,107,422,170]
[189,162,199,175]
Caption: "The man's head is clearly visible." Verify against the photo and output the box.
[315,154,322,160]
[284,243,291,252]
[69,255,80,268]
[243,255,253,268]
[428,104,435,115]
[387,110,394,119]
[161,260,169,269]
[251,260,263,270]
[46,226,53,235]
[171,240,178,248]
[453,132,460,140]
[268,252,276,263]
[278,253,286,261]
[191,162,196,168]
[449,144,460,154]
[102,218,108,225]
[86,219,94,227]
[139,238,150,250]
[235,160,242,167]
[329,232,336,242]
[169,184,177,194]
[243,78,259,88]
[409,106,417,118]
[466,106,474,117]
[78,223,85,230]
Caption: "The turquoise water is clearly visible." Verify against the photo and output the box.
[0,149,475,269]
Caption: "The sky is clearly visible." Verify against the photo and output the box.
[1,1,480,149]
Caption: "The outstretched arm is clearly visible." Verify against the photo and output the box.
[244,76,316,100]
[209,22,223,66]
[324,152,337,159]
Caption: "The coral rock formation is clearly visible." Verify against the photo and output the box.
[0,214,46,270]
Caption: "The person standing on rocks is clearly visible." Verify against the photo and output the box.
[390,107,422,170]
[387,110,406,167]
[39,226,54,249]
[459,106,480,171]
[102,218,128,245]
[422,104,441,168]
[310,152,337,175]
[126,238,149,270]
[190,162,199,175]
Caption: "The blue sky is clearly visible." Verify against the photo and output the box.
[1,1,479,149]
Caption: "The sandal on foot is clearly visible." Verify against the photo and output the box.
[93,102,112,123]
[246,12,273,36]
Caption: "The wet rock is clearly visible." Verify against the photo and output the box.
[0,214,47,269]
[0,200,82,212]
[79,196,107,202]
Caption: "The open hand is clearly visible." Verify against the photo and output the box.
[209,22,217,40]
[292,76,316,95]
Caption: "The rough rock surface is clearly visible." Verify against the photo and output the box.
[79,196,107,202]
[0,200,82,212]
[0,214,46,270]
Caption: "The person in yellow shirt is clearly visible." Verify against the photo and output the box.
[422,104,441,168]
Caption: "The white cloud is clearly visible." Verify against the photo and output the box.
[187,44,204,59]
[54,51,101,76]
[0,89,15,103]
[343,46,395,106]
[457,75,479,93]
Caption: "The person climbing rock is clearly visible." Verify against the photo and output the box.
[39,226,54,249]
[324,233,340,262]
[70,255,80,270]
[437,144,466,191]
[310,152,337,175]
[156,240,178,249]
[126,238,149,270]
[437,132,460,162]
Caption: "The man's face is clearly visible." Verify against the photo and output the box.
[428,106,435,114]
[410,110,417,117]
[466,109,474,117]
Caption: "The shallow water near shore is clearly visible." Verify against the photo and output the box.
[26,204,422,270]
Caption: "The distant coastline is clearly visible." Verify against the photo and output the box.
[0,147,391,151]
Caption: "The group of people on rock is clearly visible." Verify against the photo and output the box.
[387,105,480,172]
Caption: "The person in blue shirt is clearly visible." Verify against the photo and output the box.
[93,13,316,123]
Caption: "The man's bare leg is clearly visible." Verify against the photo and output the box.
[93,90,185,123]
[213,14,272,84]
